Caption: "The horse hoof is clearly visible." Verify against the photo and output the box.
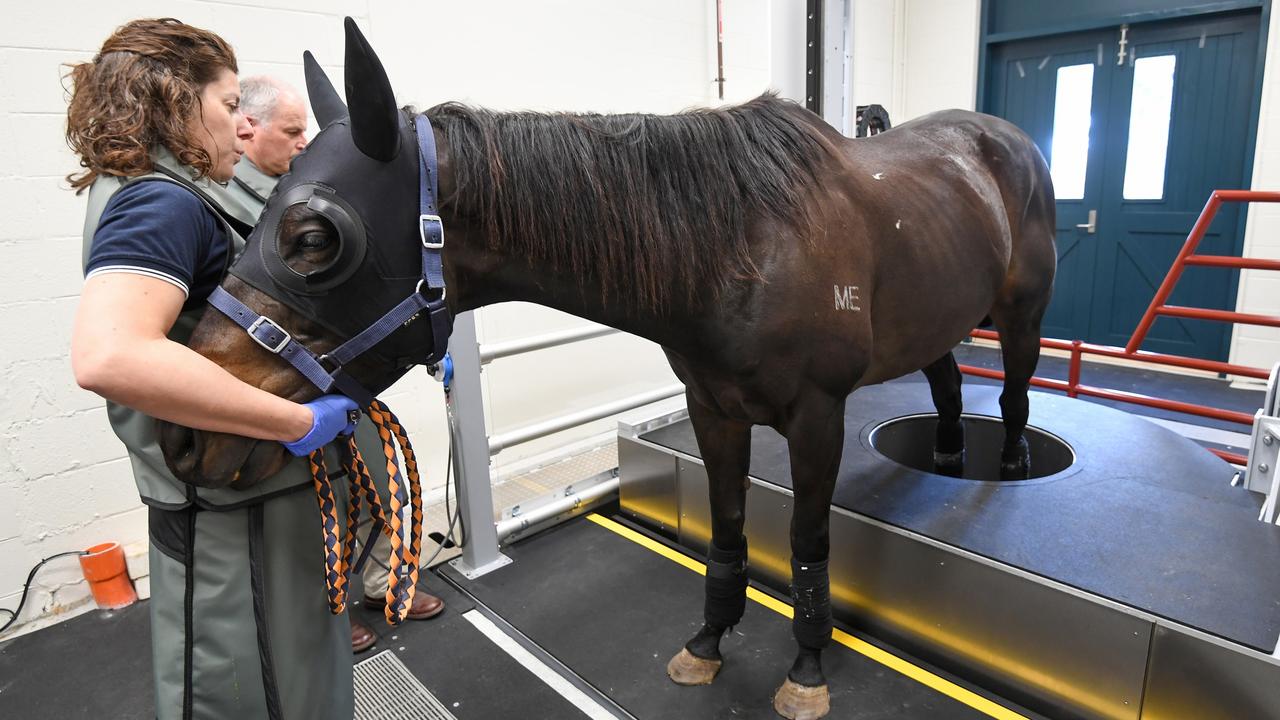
[773,678,830,720]
[667,647,722,686]
[999,458,1029,481]
[932,448,965,477]
[1000,437,1030,481]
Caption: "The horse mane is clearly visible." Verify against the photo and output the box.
[424,93,833,313]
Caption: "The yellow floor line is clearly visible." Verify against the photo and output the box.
[586,513,1028,720]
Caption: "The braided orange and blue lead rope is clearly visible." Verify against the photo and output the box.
[309,400,423,625]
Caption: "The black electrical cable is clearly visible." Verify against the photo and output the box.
[352,438,462,573]
[421,443,462,569]
[0,550,89,636]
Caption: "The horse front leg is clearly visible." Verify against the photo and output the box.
[773,394,845,720]
[667,392,752,686]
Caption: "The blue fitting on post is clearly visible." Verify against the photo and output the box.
[431,353,454,390]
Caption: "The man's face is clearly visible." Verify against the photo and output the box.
[244,93,309,177]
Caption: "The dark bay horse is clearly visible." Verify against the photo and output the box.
[159,19,1054,720]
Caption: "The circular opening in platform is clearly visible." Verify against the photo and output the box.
[869,413,1075,481]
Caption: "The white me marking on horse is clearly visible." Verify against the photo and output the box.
[834,285,861,311]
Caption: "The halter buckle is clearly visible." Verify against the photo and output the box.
[247,316,291,354]
[419,214,445,249]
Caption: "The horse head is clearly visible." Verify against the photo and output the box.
[160,18,443,488]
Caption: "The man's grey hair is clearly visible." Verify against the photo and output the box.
[240,76,291,125]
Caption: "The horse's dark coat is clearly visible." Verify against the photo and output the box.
[159,18,1055,718]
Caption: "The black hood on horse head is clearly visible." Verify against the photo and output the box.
[228,18,436,390]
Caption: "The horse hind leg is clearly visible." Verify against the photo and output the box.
[990,298,1049,481]
[922,352,965,477]
[667,392,752,687]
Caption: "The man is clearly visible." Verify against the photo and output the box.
[231,75,446,654]
[229,76,309,215]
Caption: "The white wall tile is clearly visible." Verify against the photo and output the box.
[0,237,86,306]
[6,407,124,481]
[0,297,78,362]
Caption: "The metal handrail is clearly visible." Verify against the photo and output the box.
[480,325,619,364]
[488,384,685,454]
[1127,189,1280,354]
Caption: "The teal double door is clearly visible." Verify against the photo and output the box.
[987,11,1261,360]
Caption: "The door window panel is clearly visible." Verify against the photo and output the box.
[1049,63,1095,200]
[1122,54,1177,200]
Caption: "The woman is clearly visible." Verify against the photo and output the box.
[67,18,363,720]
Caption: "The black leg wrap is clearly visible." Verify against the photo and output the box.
[790,557,832,650]
[704,538,748,629]
[935,417,965,456]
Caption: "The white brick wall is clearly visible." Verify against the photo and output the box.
[1,0,778,634]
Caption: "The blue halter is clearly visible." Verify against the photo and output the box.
[207,115,450,407]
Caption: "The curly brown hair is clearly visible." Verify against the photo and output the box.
[64,18,238,193]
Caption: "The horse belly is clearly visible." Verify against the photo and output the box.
[859,214,1009,385]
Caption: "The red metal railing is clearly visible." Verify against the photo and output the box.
[960,190,1280,466]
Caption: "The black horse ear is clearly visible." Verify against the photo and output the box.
[303,51,347,128]
[342,17,400,161]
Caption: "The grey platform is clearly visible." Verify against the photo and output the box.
[618,382,1280,720]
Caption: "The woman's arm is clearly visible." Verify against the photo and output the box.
[72,273,314,442]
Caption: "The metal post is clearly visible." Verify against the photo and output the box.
[447,311,511,579]
[804,0,822,114]
[1068,340,1083,399]
[821,0,852,135]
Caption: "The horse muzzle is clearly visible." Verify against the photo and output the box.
[158,421,291,489]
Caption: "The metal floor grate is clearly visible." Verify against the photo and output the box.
[493,442,619,516]
[354,650,457,720]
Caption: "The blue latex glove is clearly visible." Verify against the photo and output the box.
[282,395,360,456]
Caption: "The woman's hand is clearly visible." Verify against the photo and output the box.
[281,395,359,456]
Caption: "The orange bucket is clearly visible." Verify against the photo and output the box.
[79,542,137,610]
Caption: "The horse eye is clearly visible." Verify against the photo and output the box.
[298,231,331,250]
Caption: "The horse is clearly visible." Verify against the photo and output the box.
[158,19,1055,720]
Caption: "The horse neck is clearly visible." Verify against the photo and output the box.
[442,217,695,349]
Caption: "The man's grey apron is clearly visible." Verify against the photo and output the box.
[83,149,389,720]
[228,157,276,219]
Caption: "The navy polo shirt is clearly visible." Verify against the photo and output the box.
[84,180,231,312]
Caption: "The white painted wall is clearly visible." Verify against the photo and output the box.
[1231,6,1280,375]
[850,0,980,121]
[1,0,782,633]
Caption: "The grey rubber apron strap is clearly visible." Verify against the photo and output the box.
[183,508,196,720]
[249,505,285,720]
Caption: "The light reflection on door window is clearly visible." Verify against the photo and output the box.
[1123,54,1177,200]
[1049,63,1094,200]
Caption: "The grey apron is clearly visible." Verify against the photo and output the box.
[228,157,276,220]
[83,149,389,720]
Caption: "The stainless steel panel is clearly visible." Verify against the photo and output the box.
[826,510,1150,720]
[1141,623,1280,720]
[673,463,1151,720]
[676,457,712,555]
[618,437,680,539]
